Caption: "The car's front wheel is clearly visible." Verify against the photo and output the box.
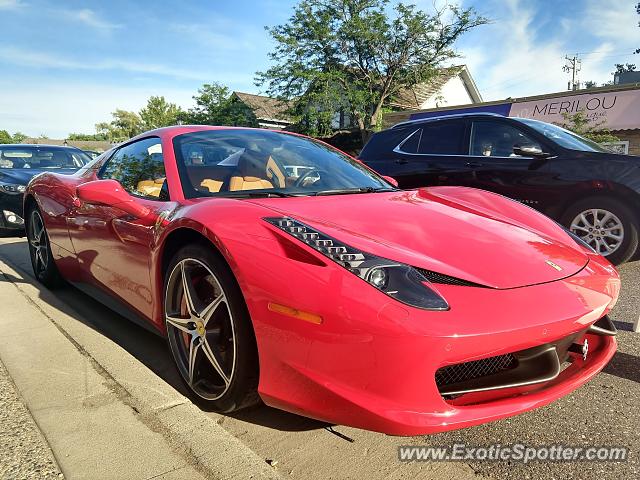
[561,196,639,265]
[25,206,62,287]
[164,244,260,412]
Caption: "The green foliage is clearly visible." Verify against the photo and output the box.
[139,96,184,130]
[0,130,12,144]
[67,132,109,141]
[256,0,487,140]
[96,109,145,143]
[557,111,620,145]
[0,130,28,144]
[179,83,258,127]
[11,132,27,143]
[614,63,636,74]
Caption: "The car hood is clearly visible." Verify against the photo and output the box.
[249,188,589,289]
[0,168,78,185]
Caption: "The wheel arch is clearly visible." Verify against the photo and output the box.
[23,193,38,217]
[153,225,250,331]
[556,183,640,225]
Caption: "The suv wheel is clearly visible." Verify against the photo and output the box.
[561,196,639,265]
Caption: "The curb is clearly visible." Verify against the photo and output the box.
[0,256,280,480]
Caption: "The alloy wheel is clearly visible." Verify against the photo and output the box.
[165,258,236,400]
[570,208,624,256]
[28,210,49,274]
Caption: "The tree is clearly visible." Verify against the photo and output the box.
[0,130,12,144]
[614,63,636,74]
[180,83,258,127]
[256,0,487,141]
[139,96,183,130]
[96,110,144,143]
[11,132,27,143]
[68,132,108,141]
[556,111,620,145]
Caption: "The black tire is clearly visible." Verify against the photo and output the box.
[163,243,260,412]
[25,205,63,288]
[560,196,639,265]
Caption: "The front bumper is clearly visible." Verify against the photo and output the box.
[246,247,620,435]
[0,193,25,230]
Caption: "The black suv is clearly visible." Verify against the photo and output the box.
[359,113,640,264]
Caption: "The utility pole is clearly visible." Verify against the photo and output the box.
[563,54,582,91]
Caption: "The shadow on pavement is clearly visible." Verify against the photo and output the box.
[0,239,324,433]
[604,351,640,384]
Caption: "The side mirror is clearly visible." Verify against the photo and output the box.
[382,175,399,188]
[77,179,150,218]
[513,145,550,158]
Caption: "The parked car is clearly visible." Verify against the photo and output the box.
[25,126,619,435]
[359,113,640,264]
[0,144,90,234]
[83,150,103,160]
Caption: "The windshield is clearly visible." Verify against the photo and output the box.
[173,129,393,198]
[0,147,91,169]
[516,118,610,153]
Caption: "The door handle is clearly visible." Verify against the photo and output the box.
[465,161,483,168]
[395,159,409,165]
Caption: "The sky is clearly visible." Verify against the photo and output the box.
[0,0,638,138]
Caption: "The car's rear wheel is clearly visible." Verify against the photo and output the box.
[561,196,639,265]
[25,206,62,287]
[164,244,260,412]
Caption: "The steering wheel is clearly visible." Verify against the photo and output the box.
[294,168,327,188]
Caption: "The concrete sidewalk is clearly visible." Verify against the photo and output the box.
[0,257,279,480]
[0,358,63,480]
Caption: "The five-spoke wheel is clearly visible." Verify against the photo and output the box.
[164,244,259,411]
[26,206,61,287]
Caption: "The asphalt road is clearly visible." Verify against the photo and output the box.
[0,236,637,480]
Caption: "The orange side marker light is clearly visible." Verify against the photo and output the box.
[268,302,323,325]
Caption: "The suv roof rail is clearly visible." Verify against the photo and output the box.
[392,112,504,129]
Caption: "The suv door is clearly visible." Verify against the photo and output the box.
[377,120,469,189]
[67,137,174,320]
[461,119,559,211]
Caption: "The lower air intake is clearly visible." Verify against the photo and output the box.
[435,354,517,388]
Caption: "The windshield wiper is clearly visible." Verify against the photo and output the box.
[312,187,397,196]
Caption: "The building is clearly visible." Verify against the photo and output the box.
[231,92,294,130]
[390,65,482,110]
[22,138,112,153]
[384,83,640,155]
[614,71,640,85]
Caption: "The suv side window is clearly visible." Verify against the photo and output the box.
[470,121,541,158]
[100,138,168,200]
[417,121,467,155]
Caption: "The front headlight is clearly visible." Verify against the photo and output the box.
[0,182,26,194]
[265,217,449,311]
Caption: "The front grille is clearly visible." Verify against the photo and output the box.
[435,354,517,388]
[417,269,488,288]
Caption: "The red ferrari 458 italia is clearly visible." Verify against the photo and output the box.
[25,126,620,435]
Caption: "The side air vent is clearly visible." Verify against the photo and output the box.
[417,268,489,288]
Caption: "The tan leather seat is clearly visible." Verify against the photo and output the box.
[229,151,279,191]
[200,179,224,193]
[137,178,165,198]
[266,156,286,188]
